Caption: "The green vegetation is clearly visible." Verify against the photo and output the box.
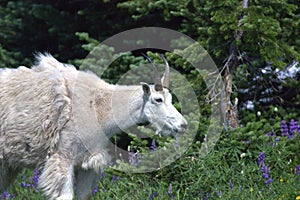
[0,0,299,199]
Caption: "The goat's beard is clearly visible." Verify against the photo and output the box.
[155,126,176,137]
[149,117,182,138]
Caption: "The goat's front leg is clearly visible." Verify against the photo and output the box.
[75,152,109,200]
[39,153,74,200]
[75,169,99,200]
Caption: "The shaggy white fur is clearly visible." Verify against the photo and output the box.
[0,54,187,199]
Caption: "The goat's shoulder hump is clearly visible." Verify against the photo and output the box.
[33,53,76,72]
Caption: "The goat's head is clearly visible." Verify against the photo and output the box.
[141,54,188,137]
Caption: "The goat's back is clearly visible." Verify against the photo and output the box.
[0,57,73,167]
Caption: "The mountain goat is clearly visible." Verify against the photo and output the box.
[0,53,187,200]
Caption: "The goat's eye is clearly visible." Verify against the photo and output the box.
[154,98,163,103]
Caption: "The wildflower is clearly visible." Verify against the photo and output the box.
[0,191,16,199]
[32,169,40,190]
[257,111,261,116]
[19,181,30,188]
[274,107,278,112]
[279,178,284,183]
[3,191,9,199]
[150,139,156,151]
[168,184,173,195]
[258,152,273,186]
[290,119,300,134]
[149,192,158,200]
[128,149,141,166]
[93,187,98,195]
[262,172,269,179]
[257,152,266,166]
[281,120,289,137]
[296,196,300,200]
[240,153,246,158]
[229,180,233,189]
[261,163,270,179]
[296,165,300,176]
[265,132,276,137]
[265,178,273,186]
[111,175,119,182]
[98,169,107,179]
[18,169,40,192]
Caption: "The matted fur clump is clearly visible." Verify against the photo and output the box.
[0,54,112,199]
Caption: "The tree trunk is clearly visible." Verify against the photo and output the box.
[221,0,248,130]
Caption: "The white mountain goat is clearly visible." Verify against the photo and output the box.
[0,53,187,200]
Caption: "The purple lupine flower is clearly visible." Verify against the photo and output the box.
[18,169,40,192]
[281,120,289,137]
[265,132,275,137]
[32,169,40,190]
[150,139,156,151]
[296,165,300,175]
[128,149,141,166]
[262,172,269,179]
[3,191,10,199]
[290,119,300,134]
[168,184,173,195]
[287,133,294,139]
[93,187,98,195]
[229,180,233,189]
[111,175,119,182]
[1,191,15,199]
[265,178,273,186]
[258,153,273,186]
[257,152,266,166]
[260,163,270,174]
[149,192,158,200]
[98,169,107,179]
[19,181,31,188]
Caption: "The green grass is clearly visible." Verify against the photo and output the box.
[5,119,300,200]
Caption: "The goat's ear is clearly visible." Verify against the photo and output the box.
[140,82,150,95]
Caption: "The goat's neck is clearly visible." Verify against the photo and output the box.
[98,85,146,138]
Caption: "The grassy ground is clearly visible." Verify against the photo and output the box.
[3,119,300,200]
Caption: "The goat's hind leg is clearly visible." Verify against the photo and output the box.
[39,153,74,200]
[0,161,19,192]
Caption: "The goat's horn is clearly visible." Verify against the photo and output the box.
[142,53,163,91]
[159,54,170,88]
